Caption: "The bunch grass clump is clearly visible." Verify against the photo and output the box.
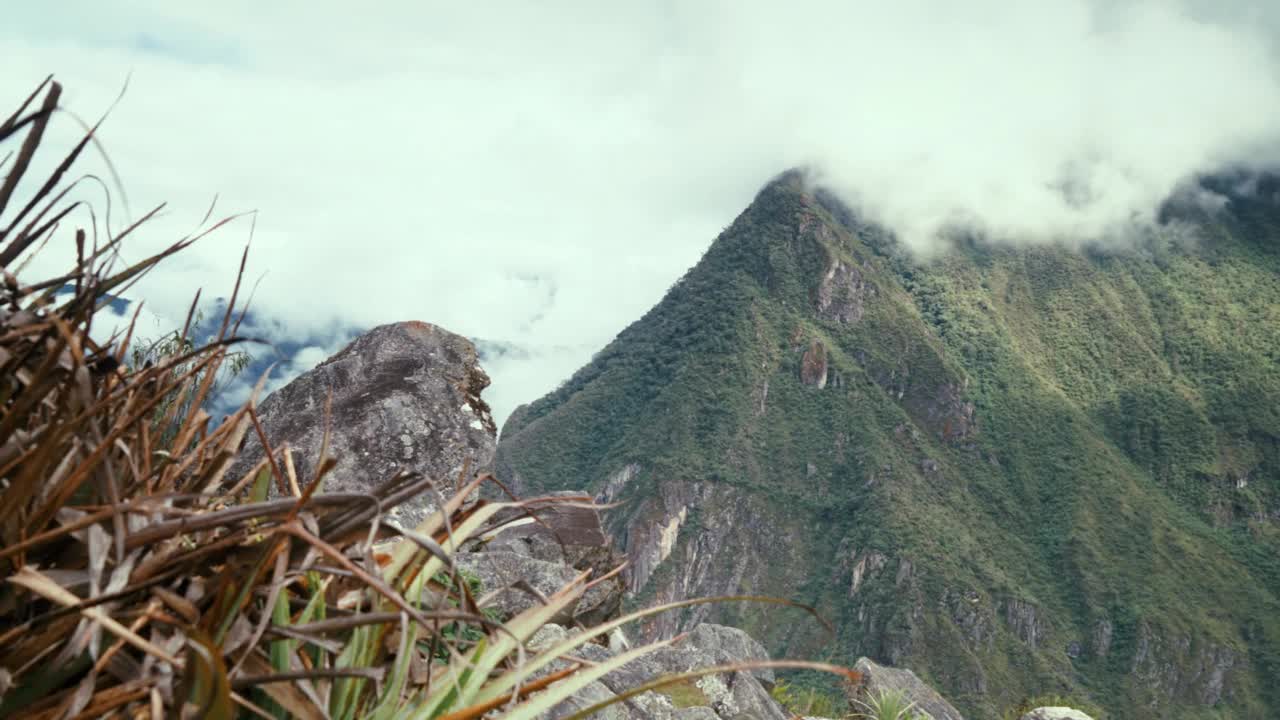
[0,77,857,719]
[852,688,927,720]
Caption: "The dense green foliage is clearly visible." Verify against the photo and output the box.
[497,172,1280,719]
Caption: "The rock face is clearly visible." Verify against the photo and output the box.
[814,258,869,324]
[1128,621,1240,708]
[853,658,965,720]
[230,321,496,527]
[459,494,795,719]
[589,470,803,644]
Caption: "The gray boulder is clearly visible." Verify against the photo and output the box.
[454,549,624,625]
[1019,708,1095,720]
[602,624,785,720]
[477,490,626,624]
[230,321,496,528]
[455,550,579,622]
[532,623,789,720]
[458,490,626,625]
[486,490,611,562]
[853,657,965,720]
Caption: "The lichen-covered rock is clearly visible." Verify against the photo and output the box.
[229,321,496,528]
[853,657,965,720]
[1019,708,1095,720]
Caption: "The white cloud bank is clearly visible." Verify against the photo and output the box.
[4,0,1279,422]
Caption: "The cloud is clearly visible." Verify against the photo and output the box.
[4,1,1279,423]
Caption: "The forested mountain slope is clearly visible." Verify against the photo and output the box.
[496,171,1280,719]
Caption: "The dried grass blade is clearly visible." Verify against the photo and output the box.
[3,105,104,259]
[0,80,59,227]
[8,566,178,664]
[0,75,52,139]
[235,652,327,720]
[496,636,681,720]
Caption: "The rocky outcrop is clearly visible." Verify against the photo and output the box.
[592,471,807,645]
[461,490,626,625]
[1019,708,1095,720]
[814,258,870,324]
[1002,598,1048,651]
[938,587,996,657]
[840,544,889,597]
[924,381,977,441]
[1129,622,1241,707]
[488,492,611,549]
[595,467,688,596]
[799,340,828,388]
[1090,618,1113,658]
[532,623,788,720]
[230,321,496,528]
[455,549,623,625]
[853,658,965,720]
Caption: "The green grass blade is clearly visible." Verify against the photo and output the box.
[494,636,679,720]
[560,659,861,720]
[477,593,821,704]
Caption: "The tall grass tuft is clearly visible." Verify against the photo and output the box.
[852,688,927,720]
[0,77,858,719]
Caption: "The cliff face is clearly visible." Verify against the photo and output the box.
[231,321,497,527]
[495,172,1280,719]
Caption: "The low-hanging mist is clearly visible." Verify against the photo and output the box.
[5,0,1280,421]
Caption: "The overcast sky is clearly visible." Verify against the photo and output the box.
[5,1,1280,424]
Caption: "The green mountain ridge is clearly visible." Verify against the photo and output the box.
[495,170,1280,719]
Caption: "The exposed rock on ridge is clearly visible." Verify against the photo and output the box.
[1019,708,1095,720]
[230,321,496,527]
[854,657,965,720]
[531,622,789,720]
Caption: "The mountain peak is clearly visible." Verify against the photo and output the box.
[496,172,1280,718]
